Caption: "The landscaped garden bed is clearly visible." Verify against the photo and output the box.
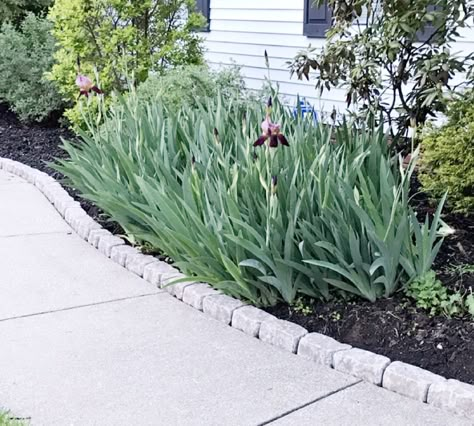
[0,104,122,234]
[1,0,473,395]
[1,97,473,385]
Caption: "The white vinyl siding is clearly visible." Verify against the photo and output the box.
[202,0,474,115]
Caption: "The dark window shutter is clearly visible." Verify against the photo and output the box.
[417,5,439,42]
[304,1,332,38]
[196,0,210,31]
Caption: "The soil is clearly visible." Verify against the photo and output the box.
[0,104,122,234]
[1,104,473,384]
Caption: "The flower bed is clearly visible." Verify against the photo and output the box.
[0,98,473,384]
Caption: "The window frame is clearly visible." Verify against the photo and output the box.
[303,0,332,38]
[196,0,210,32]
[417,5,439,43]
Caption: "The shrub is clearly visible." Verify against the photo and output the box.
[137,65,246,111]
[0,0,51,25]
[56,92,446,307]
[0,14,64,122]
[419,91,474,213]
[289,0,474,140]
[48,0,205,127]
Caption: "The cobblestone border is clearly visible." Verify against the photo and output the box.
[1,157,473,420]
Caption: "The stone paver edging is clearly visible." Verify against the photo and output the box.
[1,157,473,420]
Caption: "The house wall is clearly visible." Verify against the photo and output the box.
[202,0,474,115]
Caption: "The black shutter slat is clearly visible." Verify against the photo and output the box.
[304,1,331,38]
[308,4,329,22]
[417,5,438,42]
[196,0,210,31]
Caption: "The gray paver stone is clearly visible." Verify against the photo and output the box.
[143,262,171,286]
[164,277,196,300]
[383,361,446,402]
[125,253,158,277]
[34,174,56,191]
[3,161,14,172]
[297,333,351,367]
[54,197,81,217]
[202,294,244,325]
[182,283,220,310]
[88,229,112,248]
[259,318,308,354]
[10,163,29,179]
[159,266,195,299]
[110,245,140,267]
[24,169,43,184]
[75,217,102,241]
[41,182,64,203]
[98,235,125,257]
[428,379,474,419]
[333,348,390,385]
[0,158,14,170]
[64,207,88,229]
[231,305,274,338]
[159,266,185,287]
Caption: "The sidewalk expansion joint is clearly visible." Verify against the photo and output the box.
[3,158,474,420]
[258,380,363,425]
[0,230,73,239]
[0,292,162,323]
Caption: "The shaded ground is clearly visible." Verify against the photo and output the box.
[1,104,473,384]
[0,104,120,234]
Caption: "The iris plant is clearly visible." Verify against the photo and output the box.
[254,97,289,148]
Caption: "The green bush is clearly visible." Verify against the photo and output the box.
[56,92,446,306]
[137,65,246,111]
[0,410,25,426]
[419,91,474,213]
[0,13,64,122]
[0,0,51,26]
[48,0,205,128]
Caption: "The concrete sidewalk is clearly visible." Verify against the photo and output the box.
[0,169,470,426]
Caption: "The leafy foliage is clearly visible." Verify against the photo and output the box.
[289,0,474,139]
[0,409,26,426]
[55,92,446,306]
[407,270,474,318]
[48,0,205,127]
[419,90,474,213]
[136,65,246,111]
[0,14,64,122]
[0,0,51,25]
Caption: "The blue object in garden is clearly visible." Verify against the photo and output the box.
[293,98,318,123]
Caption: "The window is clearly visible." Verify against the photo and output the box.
[304,1,332,38]
[417,5,439,42]
[196,0,210,31]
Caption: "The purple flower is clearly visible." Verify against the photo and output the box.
[253,97,289,148]
[76,74,103,97]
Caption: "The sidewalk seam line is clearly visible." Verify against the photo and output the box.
[0,230,73,239]
[2,159,471,420]
[257,380,363,426]
[0,292,162,323]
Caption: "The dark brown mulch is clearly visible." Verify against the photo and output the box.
[266,295,474,384]
[1,104,473,384]
[0,104,121,234]
[267,181,474,385]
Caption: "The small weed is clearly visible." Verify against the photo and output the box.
[292,297,313,316]
[446,263,474,275]
[406,270,473,318]
[0,410,28,426]
[466,293,474,316]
